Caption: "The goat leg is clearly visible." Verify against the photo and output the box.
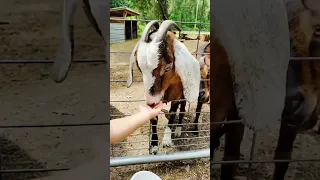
[314,118,320,134]
[272,122,297,180]
[312,106,320,134]
[174,100,186,138]
[220,106,244,180]
[149,116,159,155]
[162,102,179,148]
[192,101,203,136]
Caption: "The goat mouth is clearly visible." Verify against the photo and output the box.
[148,102,160,108]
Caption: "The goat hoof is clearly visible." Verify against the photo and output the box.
[174,127,182,137]
[313,128,320,134]
[149,146,158,155]
[162,139,173,148]
[312,120,320,134]
[162,126,173,147]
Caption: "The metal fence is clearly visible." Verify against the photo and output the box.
[109,1,211,171]
[110,21,210,169]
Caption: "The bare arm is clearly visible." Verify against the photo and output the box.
[110,102,163,144]
[110,112,150,144]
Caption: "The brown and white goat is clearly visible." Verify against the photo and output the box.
[210,0,320,179]
[193,42,211,135]
[127,20,201,154]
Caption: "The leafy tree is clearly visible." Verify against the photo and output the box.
[111,0,210,34]
[110,0,128,8]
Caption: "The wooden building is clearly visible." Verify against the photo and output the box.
[110,6,140,43]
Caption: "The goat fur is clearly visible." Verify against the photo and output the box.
[127,20,201,154]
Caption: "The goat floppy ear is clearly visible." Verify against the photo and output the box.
[52,0,78,83]
[127,20,160,88]
[173,39,201,102]
[127,41,139,88]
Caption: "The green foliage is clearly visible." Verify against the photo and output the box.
[110,0,128,8]
[111,0,210,37]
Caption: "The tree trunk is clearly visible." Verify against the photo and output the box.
[157,0,168,20]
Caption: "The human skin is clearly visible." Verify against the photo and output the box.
[110,102,164,144]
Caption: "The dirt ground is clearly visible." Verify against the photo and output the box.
[0,1,107,180]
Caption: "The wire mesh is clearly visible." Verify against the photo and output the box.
[110,46,211,157]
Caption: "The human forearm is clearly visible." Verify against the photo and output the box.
[110,112,150,144]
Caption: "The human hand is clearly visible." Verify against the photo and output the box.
[139,101,164,120]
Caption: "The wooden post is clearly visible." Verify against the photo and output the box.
[131,20,133,40]
[123,11,127,41]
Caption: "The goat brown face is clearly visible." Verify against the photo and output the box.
[199,57,210,103]
[303,0,320,54]
[135,20,182,107]
[198,43,210,103]
[281,0,320,127]
[142,33,181,107]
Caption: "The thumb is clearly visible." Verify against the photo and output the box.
[151,105,163,114]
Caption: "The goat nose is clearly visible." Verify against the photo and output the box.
[147,103,155,107]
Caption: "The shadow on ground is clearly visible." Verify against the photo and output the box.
[0,136,49,180]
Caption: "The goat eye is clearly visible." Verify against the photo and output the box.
[165,64,171,72]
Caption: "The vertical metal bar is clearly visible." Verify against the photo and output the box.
[194,0,200,30]
[148,120,152,154]
[0,150,2,180]
[131,20,133,40]
[247,131,257,179]
[195,0,205,59]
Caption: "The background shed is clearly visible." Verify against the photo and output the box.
[110,6,140,43]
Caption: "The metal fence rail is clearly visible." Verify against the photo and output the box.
[110,57,211,160]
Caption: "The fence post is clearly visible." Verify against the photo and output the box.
[131,21,133,40]
[0,150,2,180]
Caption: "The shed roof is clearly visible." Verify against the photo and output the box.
[110,6,141,17]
